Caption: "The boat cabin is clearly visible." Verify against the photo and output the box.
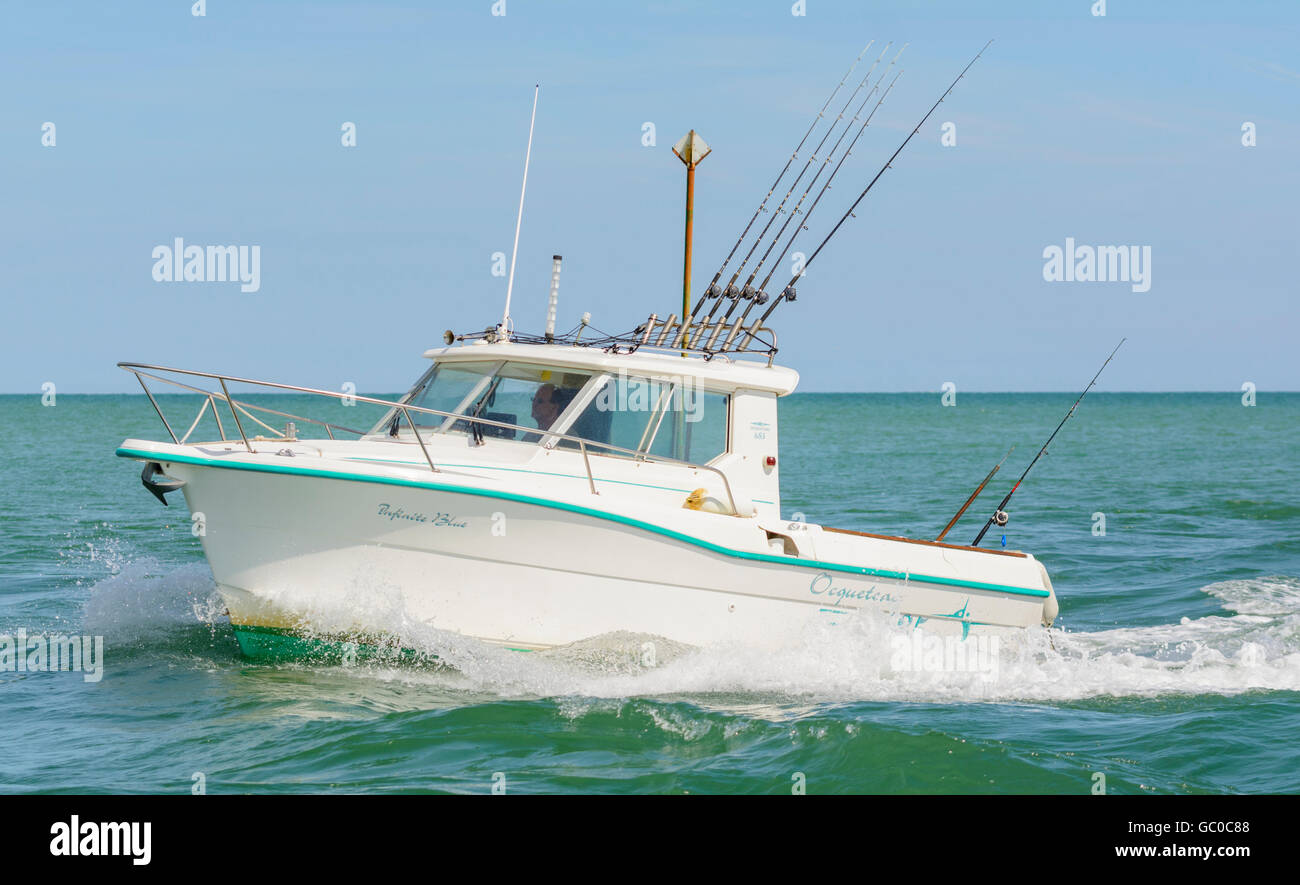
[369,340,799,521]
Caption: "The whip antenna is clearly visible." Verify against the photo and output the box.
[500,84,540,341]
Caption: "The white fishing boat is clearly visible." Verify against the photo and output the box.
[116,336,1058,658]
[116,44,1092,660]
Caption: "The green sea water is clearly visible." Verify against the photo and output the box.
[1,391,1297,794]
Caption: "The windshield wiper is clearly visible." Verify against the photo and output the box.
[467,378,501,445]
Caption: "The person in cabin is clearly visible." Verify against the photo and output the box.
[530,384,577,433]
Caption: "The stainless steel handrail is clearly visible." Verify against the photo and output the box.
[128,367,364,441]
[134,373,178,444]
[579,441,598,496]
[209,394,226,440]
[119,361,743,516]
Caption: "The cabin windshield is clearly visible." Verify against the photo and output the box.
[373,360,729,463]
[374,361,594,440]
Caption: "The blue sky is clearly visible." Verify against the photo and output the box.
[1,1,1296,393]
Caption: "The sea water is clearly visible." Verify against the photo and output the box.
[1,392,1296,793]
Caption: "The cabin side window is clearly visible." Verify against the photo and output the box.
[561,374,729,464]
[645,386,729,463]
[560,374,668,454]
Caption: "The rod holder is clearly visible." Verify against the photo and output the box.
[720,316,746,351]
[738,320,766,350]
[640,313,659,345]
[654,314,677,347]
[705,320,729,351]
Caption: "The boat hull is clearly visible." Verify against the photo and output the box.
[146,452,1056,656]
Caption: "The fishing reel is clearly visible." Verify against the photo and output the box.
[993,510,1009,526]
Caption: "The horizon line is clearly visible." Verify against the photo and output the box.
[3,389,1297,396]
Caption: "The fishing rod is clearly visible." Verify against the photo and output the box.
[702,52,890,328]
[711,50,905,340]
[689,41,875,322]
[970,339,1126,547]
[730,71,904,334]
[935,446,1014,542]
[743,40,993,343]
[700,43,896,328]
[719,70,904,350]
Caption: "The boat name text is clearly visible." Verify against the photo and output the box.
[376,503,467,527]
[808,573,897,604]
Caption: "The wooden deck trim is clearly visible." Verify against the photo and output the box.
[820,525,1028,558]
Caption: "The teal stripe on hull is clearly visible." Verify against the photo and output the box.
[117,446,1049,599]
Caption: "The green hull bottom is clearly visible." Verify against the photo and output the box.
[231,623,435,664]
[231,623,536,662]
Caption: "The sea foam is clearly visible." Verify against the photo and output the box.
[80,560,1300,703]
